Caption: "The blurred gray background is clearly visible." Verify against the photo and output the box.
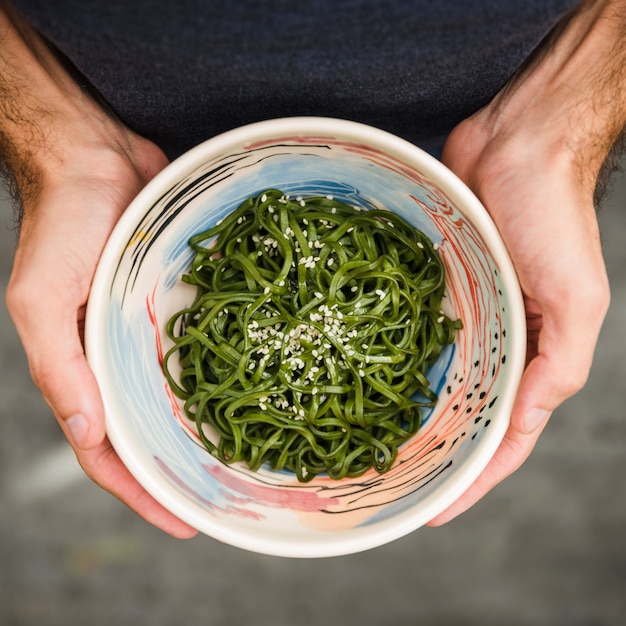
[1,162,625,626]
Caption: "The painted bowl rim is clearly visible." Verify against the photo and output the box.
[86,117,526,557]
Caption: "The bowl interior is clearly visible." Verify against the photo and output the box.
[87,118,525,557]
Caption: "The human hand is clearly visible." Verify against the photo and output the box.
[6,139,198,538]
[1,1,196,537]
[428,0,625,525]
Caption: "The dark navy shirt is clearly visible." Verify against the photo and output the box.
[15,0,578,158]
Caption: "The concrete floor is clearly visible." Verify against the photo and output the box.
[1,163,625,626]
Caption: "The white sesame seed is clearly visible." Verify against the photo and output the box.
[261,194,267,202]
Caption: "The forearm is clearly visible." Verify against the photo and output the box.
[477,0,626,194]
[0,1,137,207]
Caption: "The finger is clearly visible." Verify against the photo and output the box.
[429,251,608,526]
[427,410,550,526]
[7,206,109,449]
[76,440,198,538]
[514,268,609,433]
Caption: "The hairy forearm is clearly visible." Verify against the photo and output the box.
[480,0,626,193]
[0,1,135,208]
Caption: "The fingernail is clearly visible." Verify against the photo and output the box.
[524,408,550,433]
[66,413,89,448]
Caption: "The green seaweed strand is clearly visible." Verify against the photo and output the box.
[163,189,459,481]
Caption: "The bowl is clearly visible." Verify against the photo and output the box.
[86,117,526,558]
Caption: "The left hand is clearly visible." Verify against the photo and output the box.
[428,0,624,525]
[428,112,610,525]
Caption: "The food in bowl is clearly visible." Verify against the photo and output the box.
[163,189,461,482]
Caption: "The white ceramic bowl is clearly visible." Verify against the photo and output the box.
[86,117,525,558]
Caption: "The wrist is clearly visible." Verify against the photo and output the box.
[471,0,626,194]
[0,3,141,203]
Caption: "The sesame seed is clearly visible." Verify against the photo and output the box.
[261,194,267,202]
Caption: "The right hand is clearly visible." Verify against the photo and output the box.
[6,136,198,538]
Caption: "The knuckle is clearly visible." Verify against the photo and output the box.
[5,275,32,319]
[557,364,591,399]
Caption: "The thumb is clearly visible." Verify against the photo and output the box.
[5,189,116,450]
[7,267,107,450]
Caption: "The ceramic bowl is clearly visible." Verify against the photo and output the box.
[86,117,526,558]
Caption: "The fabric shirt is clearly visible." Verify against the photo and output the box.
[14,0,579,159]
